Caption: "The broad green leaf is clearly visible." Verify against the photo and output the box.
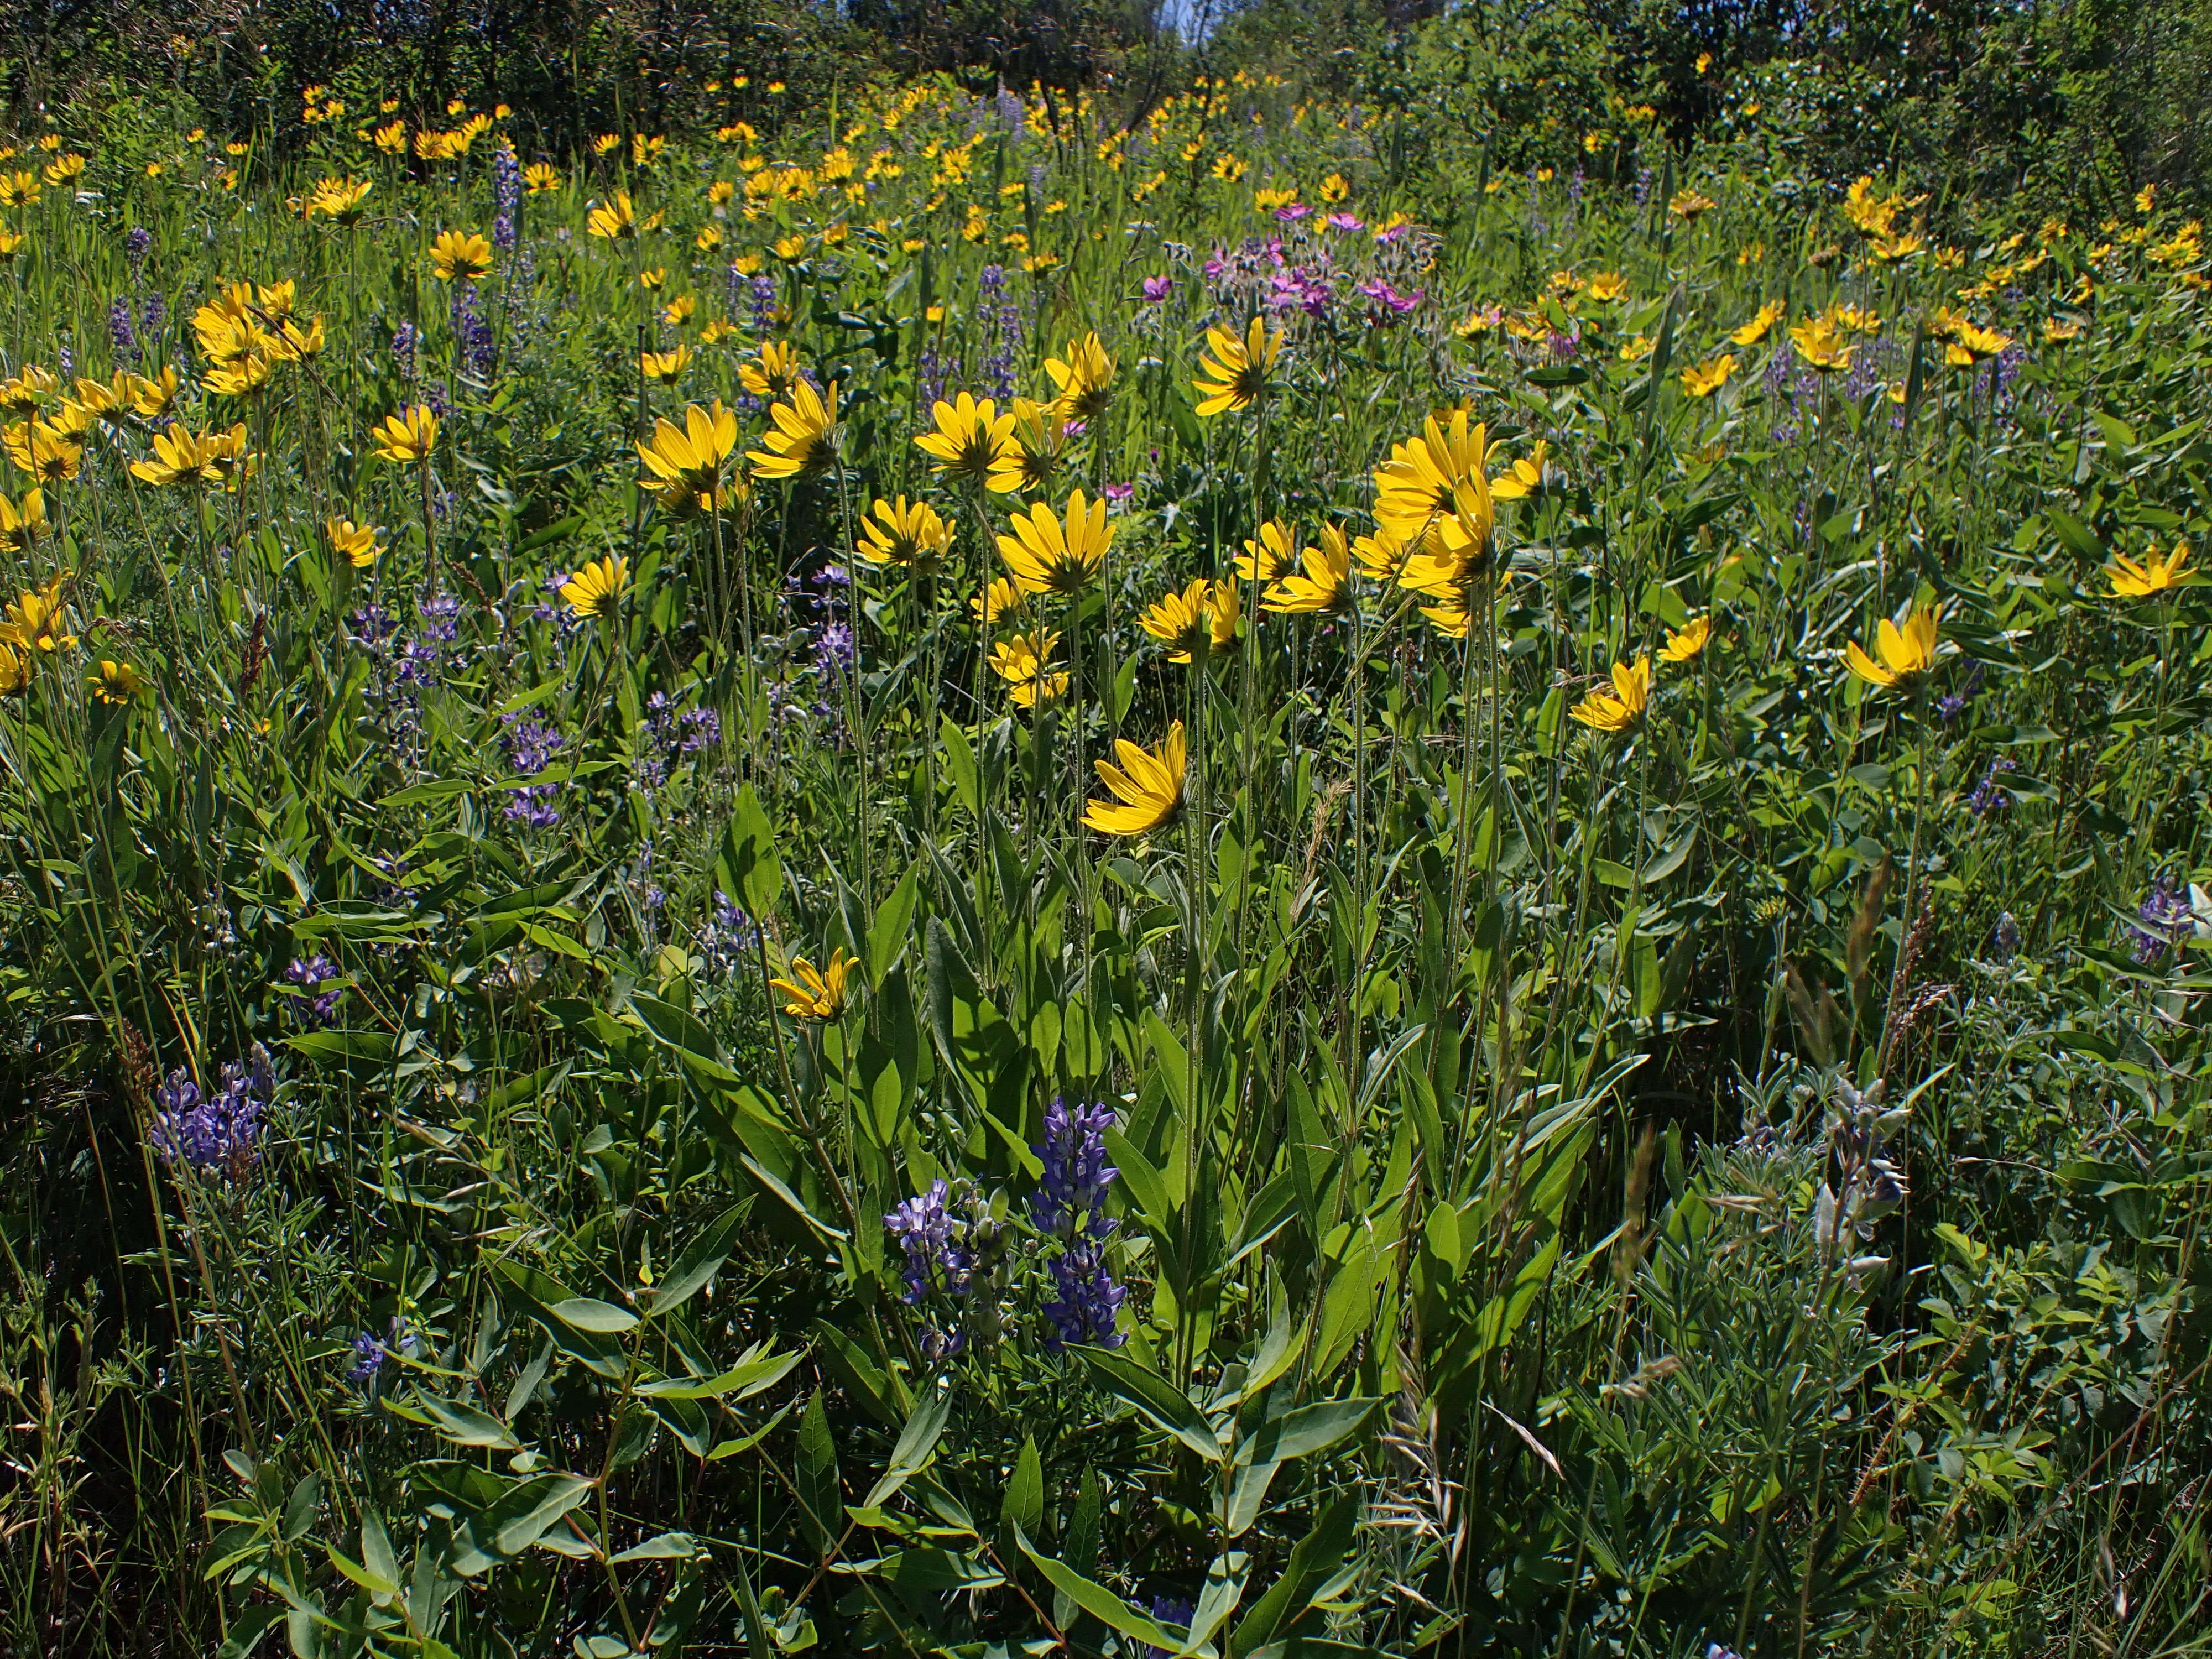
[1076,1348,1224,1464]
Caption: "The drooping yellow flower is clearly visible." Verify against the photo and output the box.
[985,398,1066,496]
[747,379,841,481]
[0,637,29,697]
[1139,578,1240,664]
[640,345,693,384]
[915,392,1015,486]
[738,340,804,403]
[87,660,146,705]
[769,948,856,1019]
[2109,541,2193,599]
[1264,525,1354,615]
[71,374,134,425]
[971,576,1023,627]
[661,295,696,328]
[4,420,82,484]
[1568,656,1652,733]
[1659,615,1714,663]
[1084,721,1188,837]
[273,315,328,362]
[372,404,440,465]
[1044,332,1115,423]
[1730,302,1785,346]
[1396,468,1499,601]
[1844,604,1942,691]
[561,555,630,620]
[0,366,57,416]
[998,489,1112,597]
[855,495,952,574]
[1681,354,1736,398]
[1788,316,1855,374]
[2,573,75,654]
[128,367,182,419]
[586,191,639,239]
[205,351,278,399]
[1940,314,2012,366]
[0,488,46,555]
[1193,315,1284,416]
[1352,524,1410,585]
[1235,519,1297,584]
[128,424,255,491]
[637,400,743,517]
[1668,189,1715,222]
[1489,441,1549,503]
[988,627,1070,709]
[1584,272,1629,304]
[326,518,384,568]
[306,176,373,224]
[429,229,493,281]
[638,267,667,290]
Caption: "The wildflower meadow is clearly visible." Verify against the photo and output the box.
[2,6,2210,1656]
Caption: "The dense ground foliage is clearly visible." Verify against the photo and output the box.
[1,54,2210,1659]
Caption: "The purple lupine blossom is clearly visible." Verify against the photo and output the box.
[391,321,419,382]
[636,692,721,790]
[1031,1098,1126,1350]
[501,713,565,828]
[491,142,521,249]
[1990,911,2022,962]
[107,298,138,365]
[395,593,462,687]
[347,1317,419,1391]
[125,226,153,280]
[150,1045,274,1180]
[285,954,343,1027]
[885,1177,1005,1361]
[452,283,495,381]
[813,620,857,677]
[1144,1600,1198,1659]
[748,274,778,333]
[1141,274,1173,303]
[916,343,961,418]
[1937,662,1984,724]
[140,291,167,346]
[2131,873,2193,964]
[979,264,1019,400]
[56,340,72,379]
[697,889,759,974]
[1967,757,2015,818]
[1633,167,1654,207]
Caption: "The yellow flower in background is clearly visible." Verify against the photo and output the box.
[1845,604,1942,691]
[1265,525,1354,615]
[1044,331,1116,423]
[561,555,629,620]
[206,351,278,399]
[661,295,696,328]
[0,170,43,208]
[1084,721,1188,837]
[1789,315,1855,374]
[1830,302,1881,335]
[0,488,47,554]
[2,572,75,654]
[1319,172,1350,203]
[1619,333,1656,363]
[70,374,133,424]
[998,489,1112,596]
[1353,524,1410,585]
[1939,314,2012,366]
[1569,656,1652,733]
[274,315,327,361]
[2109,541,2193,599]
[747,379,841,481]
[986,398,1066,496]
[1490,441,1549,502]
[1193,315,1284,416]
[1660,615,1715,662]
[592,133,623,157]
[639,267,667,290]
[523,163,561,194]
[306,177,373,223]
[640,345,693,384]
[1681,354,1736,398]
[739,340,804,403]
[988,628,1070,708]
[916,393,1015,486]
[372,404,440,465]
[855,495,952,575]
[428,229,493,281]
[128,367,182,419]
[88,660,146,705]
[373,121,407,155]
[1140,578,1240,663]
[326,518,383,568]
[1730,302,1785,346]
[1584,272,1628,303]
[586,191,638,239]
[637,400,742,517]
[971,576,1022,626]
[1235,518,1298,584]
[0,637,29,697]
[0,227,24,262]
[1,366,58,415]
[1668,188,1715,221]
[769,948,856,1019]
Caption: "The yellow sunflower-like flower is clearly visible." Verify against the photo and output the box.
[747,379,841,481]
[637,399,743,517]
[739,340,804,403]
[1396,468,1499,601]
[1193,315,1284,416]
[4,420,82,484]
[997,489,1110,597]
[1352,524,1410,585]
[985,397,1066,495]
[429,229,493,281]
[915,392,1015,487]
[1139,578,1240,664]
[523,163,561,195]
[326,518,383,568]
[856,495,952,575]
[561,555,630,620]
[128,367,182,419]
[971,576,1022,626]
[1939,314,2012,366]
[1489,440,1550,503]
[372,404,440,465]
[1568,656,1652,733]
[1844,604,1942,691]
[2109,541,2193,599]
[1681,354,1736,398]
[1730,302,1785,346]
[1044,331,1115,423]
[0,637,29,697]
[1235,518,1298,584]
[88,660,147,705]
[2,573,75,654]
[1668,189,1715,221]
[1659,615,1714,663]
[1373,406,1492,546]
[586,191,639,239]
[128,424,255,491]
[0,488,48,555]
[0,366,57,415]
[769,948,856,1019]
[640,344,693,384]
[1264,525,1354,615]
[1084,721,1188,837]
[1788,316,1855,374]
[988,627,1070,709]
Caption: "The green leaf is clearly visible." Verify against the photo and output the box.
[867,1381,952,1507]
[1187,1551,1251,1655]
[404,1390,521,1451]
[546,1297,640,1334]
[939,717,980,815]
[1228,1495,1358,1657]
[1016,1528,1187,1652]
[450,1473,597,1575]
[1002,1435,1044,1537]
[631,993,740,1085]
[723,786,784,921]
[645,1204,748,1316]
[635,1345,799,1400]
[1236,1398,1379,1467]
[1076,1348,1224,1464]
[610,1531,700,1563]
[795,1389,841,1560]
[868,862,921,988]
